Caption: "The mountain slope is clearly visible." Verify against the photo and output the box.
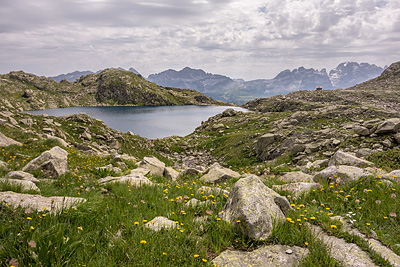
[0,69,232,111]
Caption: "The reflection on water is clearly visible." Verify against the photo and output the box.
[27,105,248,139]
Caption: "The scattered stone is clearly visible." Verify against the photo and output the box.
[22,146,68,178]
[164,167,180,181]
[144,216,178,231]
[0,160,7,169]
[382,139,392,148]
[354,126,370,136]
[279,172,314,183]
[273,182,322,197]
[384,170,400,182]
[329,151,374,168]
[96,164,121,173]
[5,171,39,184]
[375,118,400,134]
[221,108,237,117]
[116,161,128,170]
[139,156,166,176]
[81,131,92,141]
[213,245,309,267]
[200,163,240,183]
[0,191,86,212]
[196,186,229,196]
[0,179,40,192]
[356,148,374,158]
[309,224,377,267]
[222,174,288,240]
[0,132,22,147]
[130,168,150,176]
[97,174,153,187]
[394,133,400,144]
[20,118,34,126]
[183,168,202,176]
[43,128,56,134]
[42,134,69,147]
[314,165,372,185]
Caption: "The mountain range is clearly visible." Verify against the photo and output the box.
[49,62,385,104]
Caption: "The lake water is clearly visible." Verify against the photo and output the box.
[27,105,248,139]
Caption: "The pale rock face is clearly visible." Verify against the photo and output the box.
[213,245,309,267]
[222,174,288,240]
[0,179,40,193]
[139,156,166,176]
[329,151,374,168]
[375,118,400,134]
[22,146,68,178]
[5,171,40,184]
[164,167,180,181]
[0,132,22,147]
[200,164,240,183]
[314,165,372,185]
[144,216,178,232]
[279,172,313,183]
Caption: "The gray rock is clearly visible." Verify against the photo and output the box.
[0,132,22,147]
[0,179,40,192]
[42,134,69,147]
[43,127,56,134]
[200,164,240,183]
[213,245,309,267]
[290,144,305,156]
[22,146,68,178]
[279,172,314,183]
[0,160,7,169]
[185,198,213,208]
[139,156,165,176]
[9,117,18,126]
[309,224,377,267]
[183,168,202,175]
[80,131,92,141]
[314,165,372,185]
[384,170,400,182]
[375,118,400,134]
[356,148,374,158]
[164,167,180,181]
[304,143,321,154]
[273,182,322,197]
[354,126,370,136]
[144,216,178,231]
[382,139,392,148]
[0,191,86,212]
[5,171,39,184]
[222,175,287,240]
[97,174,153,187]
[20,118,34,126]
[96,164,121,173]
[329,151,374,167]
[196,186,229,196]
[130,168,150,176]
[395,133,400,144]
[221,108,237,117]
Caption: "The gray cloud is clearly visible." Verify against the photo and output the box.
[0,0,399,80]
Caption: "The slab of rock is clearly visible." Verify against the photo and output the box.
[314,165,372,185]
[22,146,68,178]
[280,172,313,183]
[200,164,240,183]
[130,168,150,176]
[395,133,400,144]
[183,168,202,176]
[375,118,400,134]
[213,245,309,267]
[0,179,40,192]
[0,191,86,212]
[354,126,371,136]
[222,174,289,240]
[139,156,165,176]
[0,132,22,147]
[329,151,374,168]
[164,167,180,181]
[144,216,178,231]
[356,148,374,159]
[273,182,322,197]
[5,171,40,184]
[97,174,153,187]
[309,224,377,267]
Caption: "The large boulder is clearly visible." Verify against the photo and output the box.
[353,126,370,136]
[0,179,40,193]
[200,163,240,183]
[375,118,400,134]
[213,245,309,267]
[222,175,289,240]
[329,151,374,168]
[22,146,68,178]
[139,156,165,176]
[279,172,313,183]
[314,165,372,185]
[0,191,86,212]
[97,174,153,187]
[164,167,180,181]
[0,132,22,147]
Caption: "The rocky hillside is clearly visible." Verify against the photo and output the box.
[0,69,231,111]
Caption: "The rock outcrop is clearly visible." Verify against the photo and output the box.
[200,163,240,183]
[22,146,68,178]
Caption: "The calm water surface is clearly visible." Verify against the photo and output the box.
[27,105,248,139]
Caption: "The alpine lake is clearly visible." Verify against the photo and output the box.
[27,105,249,139]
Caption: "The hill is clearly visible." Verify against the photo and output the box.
[0,69,231,111]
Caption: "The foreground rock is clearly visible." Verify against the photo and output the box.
[139,156,166,176]
[314,165,372,185]
[222,174,289,240]
[200,163,240,183]
[22,146,68,178]
[0,191,86,212]
[309,224,377,267]
[164,167,180,181]
[5,171,40,184]
[0,132,22,147]
[329,151,374,168]
[144,216,178,232]
[213,245,309,267]
[0,179,40,193]
[97,174,153,187]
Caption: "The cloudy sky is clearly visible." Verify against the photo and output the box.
[1,0,399,80]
